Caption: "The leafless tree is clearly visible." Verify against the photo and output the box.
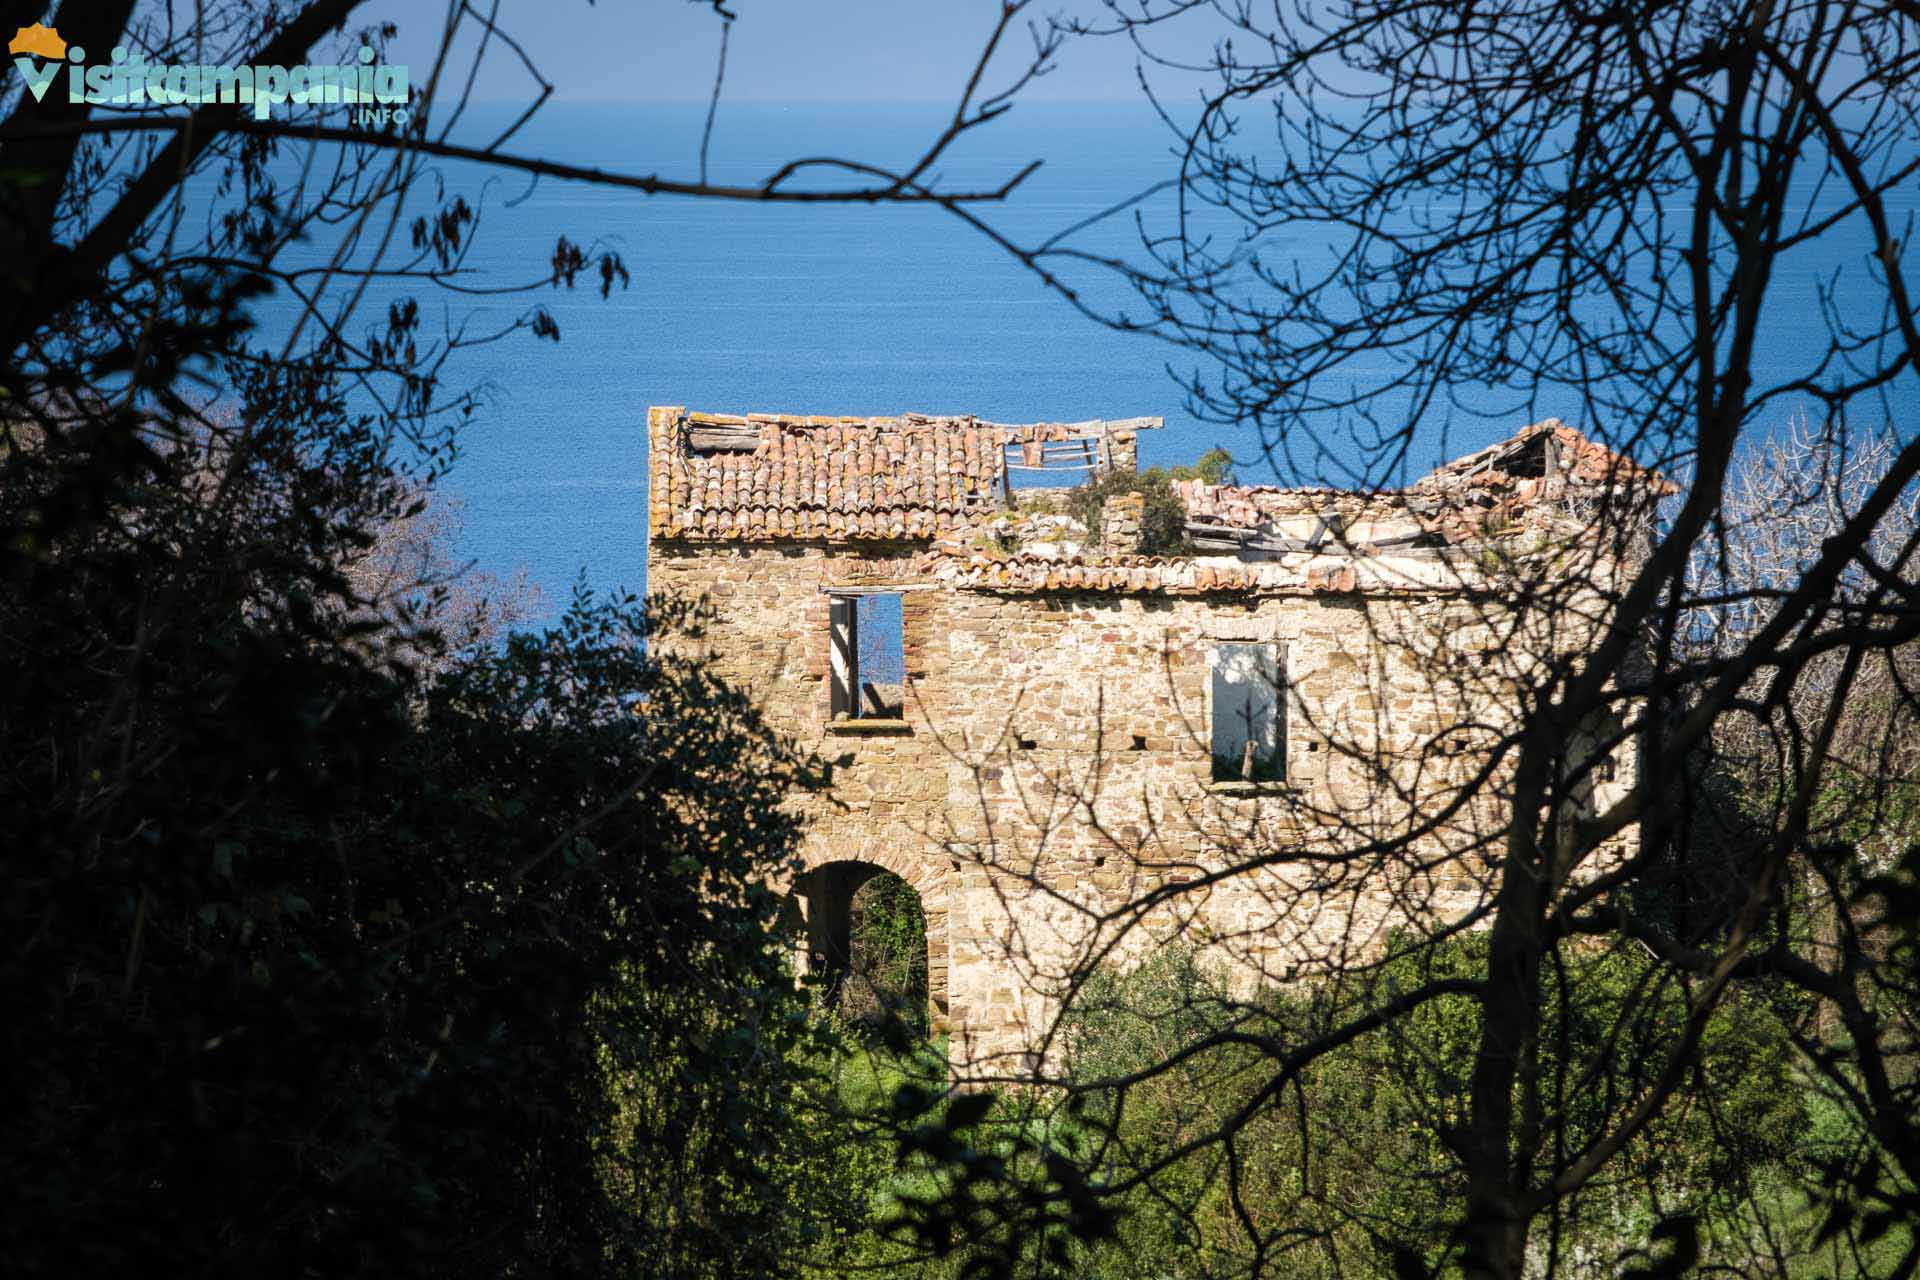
[337,477,540,663]
[0,1,1065,1270]
[894,4,1920,1277]
[1691,420,1920,867]
[0,0,1058,619]
[0,0,1062,881]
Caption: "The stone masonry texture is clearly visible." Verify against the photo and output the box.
[644,406,1663,1075]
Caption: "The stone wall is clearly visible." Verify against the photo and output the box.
[646,533,1638,1075]
[1100,490,1145,555]
[649,542,958,1018]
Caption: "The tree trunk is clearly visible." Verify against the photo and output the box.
[1462,781,1548,1280]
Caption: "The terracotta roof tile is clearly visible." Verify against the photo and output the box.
[912,546,1466,597]
[648,407,1162,544]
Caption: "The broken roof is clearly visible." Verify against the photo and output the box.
[1422,419,1679,494]
[646,407,1161,543]
[646,409,1676,583]
[1176,419,1677,548]
[924,420,1676,596]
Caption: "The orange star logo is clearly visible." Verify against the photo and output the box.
[8,22,66,60]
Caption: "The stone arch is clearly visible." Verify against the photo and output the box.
[785,845,949,1029]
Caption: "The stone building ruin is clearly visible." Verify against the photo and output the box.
[644,406,1673,1073]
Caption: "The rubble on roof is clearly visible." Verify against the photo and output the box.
[970,511,1091,561]
[1171,419,1678,557]
[1404,419,1679,545]
[1420,419,1678,492]
[1176,483,1439,555]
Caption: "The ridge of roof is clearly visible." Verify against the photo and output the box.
[678,410,1166,433]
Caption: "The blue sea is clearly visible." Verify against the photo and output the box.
[237,100,1920,621]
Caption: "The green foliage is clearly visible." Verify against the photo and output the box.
[1069,447,1236,555]
[1816,762,1920,865]
[842,873,933,1040]
[0,406,837,1275]
[1809,843,1920,1263]
[919,937,1812,1280]
[878,1082,1118,1278]
[778,935,1831,1280]
[796,1033,971,1277]
[784,1029,1120,1280]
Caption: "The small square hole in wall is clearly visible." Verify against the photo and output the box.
[1130,734,1148,751]
[828,592,905,720]
[1017,736,1038,751]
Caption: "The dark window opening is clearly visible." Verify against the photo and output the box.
[1211,642,1286,782]
[829,593,905,720]
[1130,733,1148,751]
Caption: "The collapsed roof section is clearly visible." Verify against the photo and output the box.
[1176,419,1679,559]
[647,407,1676,595]
[645,407,1160,543]
[1411,418,1681,541]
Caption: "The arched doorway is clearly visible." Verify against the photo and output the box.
[793,861,932,1037]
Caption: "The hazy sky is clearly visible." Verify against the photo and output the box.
[370,0,1157,103]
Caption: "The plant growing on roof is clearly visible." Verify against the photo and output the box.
[1069,447,1235,555]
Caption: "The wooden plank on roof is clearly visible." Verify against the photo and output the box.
[688,424,762,452]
